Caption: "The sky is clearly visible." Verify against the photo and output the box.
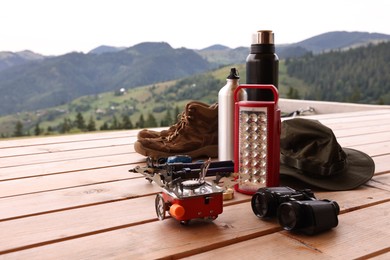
[1,0,389,56]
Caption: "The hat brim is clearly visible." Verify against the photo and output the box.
[280,148,375,191]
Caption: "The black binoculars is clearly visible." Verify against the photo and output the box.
[251,186,340,235]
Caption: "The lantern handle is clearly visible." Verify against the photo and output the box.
[234,84,279,104]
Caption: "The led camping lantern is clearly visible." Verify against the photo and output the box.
[234,84,281,195]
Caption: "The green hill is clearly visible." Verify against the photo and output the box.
[0,42,213,116]
[0,64,245,138]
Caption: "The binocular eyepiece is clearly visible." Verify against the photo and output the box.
[251,187,340,235]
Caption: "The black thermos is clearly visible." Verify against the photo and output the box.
[246,30,279,101]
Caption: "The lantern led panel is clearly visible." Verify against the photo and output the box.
[239,107,268,185]
[234,84,280,195]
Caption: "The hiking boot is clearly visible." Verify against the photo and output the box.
[134,101,218,158]
[137,101,217,139]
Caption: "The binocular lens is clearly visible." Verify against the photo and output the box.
[251,192,269,218]
[278,203,299,230]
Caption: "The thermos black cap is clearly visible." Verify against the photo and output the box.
[252,30,274,44]
[227,68,240,79]
[250,30,275,53]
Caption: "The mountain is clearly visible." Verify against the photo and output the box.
[283,31,390,54]
[0,50,45,72]
[276,44,309,59]
[0,42,213,115]
[86,31,390,65]
[196,46,248,65]
[201,44,230,51]
[198,31,390,62]
[88,45,126,54]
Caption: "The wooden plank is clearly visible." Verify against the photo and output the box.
[321,119,390,133]
[372,155,390,175]
[0,129,140,148]
[184,202,390,259]
[0,178,161,221]
[0,153,145,181]
[366,173,390,191]
[333,124,390,138]
[370,251,390,260]
[0,135,135,158]
[0,165,138,198]
[3,198,389,259]
[337,132,390,147]
[303,109,390,121]
[0,144,135,168]
[349,141,390,157]
[186,232,330,259]
[0,196,158,254]
[305,111,390,130]
[315,117,390,130]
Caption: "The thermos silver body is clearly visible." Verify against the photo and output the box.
[218,68,246,161]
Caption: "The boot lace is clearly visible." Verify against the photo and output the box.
[163,110,193,142]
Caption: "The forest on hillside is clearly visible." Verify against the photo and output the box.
[285,41,390,104]
[2,73,224,138]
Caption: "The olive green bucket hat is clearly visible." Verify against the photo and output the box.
[280,118,375,190]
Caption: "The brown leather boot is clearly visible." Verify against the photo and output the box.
[134,101,218,158]
[137,101,216,139]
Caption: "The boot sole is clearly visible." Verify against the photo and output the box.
[134,141,218,159]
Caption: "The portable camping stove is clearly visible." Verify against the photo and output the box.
[154,159,224,224]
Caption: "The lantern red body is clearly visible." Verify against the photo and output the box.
[234,84,281,195]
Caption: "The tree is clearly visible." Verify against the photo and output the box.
[87,115,96,131]
[61,117,72,133]
[14,121,24,137]
[287,87,300,99]
[136,114,145,129]
[145,113,158,127]
[174,105,180,118]
[34,123,42,136]
[110,115,120,130]
[349,90,361,103]
[122,114,133,129]
[161,109,173,127]
[100,122,109,130]
[75,112,86,130]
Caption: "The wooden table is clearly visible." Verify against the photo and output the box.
[1,109,389,259]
